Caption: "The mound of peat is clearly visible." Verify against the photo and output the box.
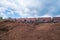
[0,20,60,40]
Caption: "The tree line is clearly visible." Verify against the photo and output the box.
[0,17,12,20]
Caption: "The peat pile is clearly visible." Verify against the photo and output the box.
[0,20,60,40]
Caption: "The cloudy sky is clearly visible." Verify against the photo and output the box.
[0,0,60,18]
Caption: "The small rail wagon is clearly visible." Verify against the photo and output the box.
[52,17,60,23]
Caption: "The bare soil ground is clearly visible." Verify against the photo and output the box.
[0,20,60,40]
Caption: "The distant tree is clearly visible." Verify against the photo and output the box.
[8,17,12,19]
[0,17,3,20]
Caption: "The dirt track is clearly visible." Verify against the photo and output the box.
[0,21,60,40]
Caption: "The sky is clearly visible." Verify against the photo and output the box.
[0,0,60,19]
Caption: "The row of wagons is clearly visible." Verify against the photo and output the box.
[13,17,60,23]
